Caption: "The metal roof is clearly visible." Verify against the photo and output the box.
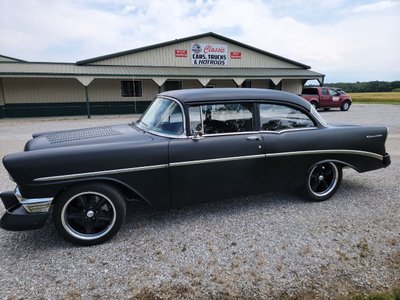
[0,55,26,63]
[0,62,324,79]
[160,88,310,108]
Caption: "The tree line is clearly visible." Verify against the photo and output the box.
[308,81,400,93]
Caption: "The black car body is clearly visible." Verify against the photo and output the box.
[0,88,391,245]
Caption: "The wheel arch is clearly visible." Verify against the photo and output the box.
[52,177,150,206]
[308,159,359,173]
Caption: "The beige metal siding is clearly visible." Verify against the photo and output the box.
[89,79,158,102]
[91,36,301,69]
[282,79,303,94]
[2,78,85,104]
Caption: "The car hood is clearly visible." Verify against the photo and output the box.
[24,124,153,151]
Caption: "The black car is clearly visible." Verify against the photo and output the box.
[0,88,391,245]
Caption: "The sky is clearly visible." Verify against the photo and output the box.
[0,0,399,83]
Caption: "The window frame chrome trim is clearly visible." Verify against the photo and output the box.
[136,96,187,139]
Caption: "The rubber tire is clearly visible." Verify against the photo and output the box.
[340,101,351,111]
[301,162,343,202]
[53,183,126,246]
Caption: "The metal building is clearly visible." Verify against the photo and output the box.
[0,32,324,118]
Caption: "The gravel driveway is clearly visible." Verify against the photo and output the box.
[0,104,399,299]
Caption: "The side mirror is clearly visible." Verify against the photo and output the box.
[192,130,204,141]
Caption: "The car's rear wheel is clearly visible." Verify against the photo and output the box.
[301,162,342,201]
[53,183,126,246]
[340,101,351,111]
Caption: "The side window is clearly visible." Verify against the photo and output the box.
[322,88,329,96]
[189,103,253,135]
[260,104,315,132]
[329,89,339,96]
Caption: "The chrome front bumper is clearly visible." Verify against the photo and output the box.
[0,188,53,231]
[14,187,53,213]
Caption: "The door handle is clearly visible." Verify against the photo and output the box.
[246,135,261,141]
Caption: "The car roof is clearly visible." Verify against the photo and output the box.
[159,88,311,109]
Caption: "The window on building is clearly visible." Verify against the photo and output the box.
[165,80,182,91]
[121,80,142,97]
[242,80,252,88]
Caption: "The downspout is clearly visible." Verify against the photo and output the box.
[84,86,91,119]
[0,78,5,118]
[76,77,94,119]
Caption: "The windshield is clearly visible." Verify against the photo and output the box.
[137,97,184,136]
[310,105,328,126]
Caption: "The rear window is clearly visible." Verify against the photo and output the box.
[302,88,318,95]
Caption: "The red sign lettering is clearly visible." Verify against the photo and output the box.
[230,51,242,59]
[175,50,187,57]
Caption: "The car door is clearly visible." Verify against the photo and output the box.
[169,102,265,207]
[320,88,331,107]
[259,103,319,190]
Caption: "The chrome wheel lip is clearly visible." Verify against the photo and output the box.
[308,162,338,197]
[61,191,116,241]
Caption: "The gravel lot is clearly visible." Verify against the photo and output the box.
[0,104,399,299]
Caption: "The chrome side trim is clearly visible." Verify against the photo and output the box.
[260,127,318,134]
[170,154,265,167]
[32,149,383,183]
[33,164,169,182]
[265,149,383,160]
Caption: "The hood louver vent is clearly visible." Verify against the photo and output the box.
[45,127,123,144]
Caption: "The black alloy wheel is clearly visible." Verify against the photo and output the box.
[302,162,342,201]
[53,183,126,246]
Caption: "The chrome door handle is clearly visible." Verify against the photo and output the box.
[246,135,261,141]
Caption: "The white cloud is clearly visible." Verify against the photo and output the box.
[0,0,399,82]
[354,0,398,13]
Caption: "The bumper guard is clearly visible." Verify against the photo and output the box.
[0,190,51,231]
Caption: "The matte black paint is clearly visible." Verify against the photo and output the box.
[0,88,391,231]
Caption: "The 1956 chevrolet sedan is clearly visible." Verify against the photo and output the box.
[0,88,391,245]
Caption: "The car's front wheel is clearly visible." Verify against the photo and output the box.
[301,162,342,201]
[53,183,126,246]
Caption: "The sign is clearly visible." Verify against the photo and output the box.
[191,43,227,66]
[175,50,187,57]
[230,51,242,59]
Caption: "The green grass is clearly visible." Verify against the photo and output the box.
[349,92,400,104]
[350,286,400,300]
